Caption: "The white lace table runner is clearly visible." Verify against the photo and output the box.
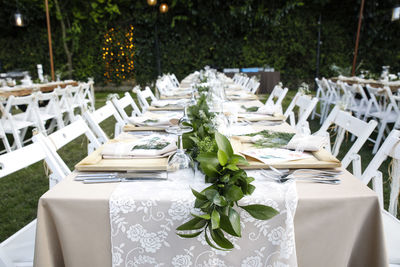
[109,171,298,267]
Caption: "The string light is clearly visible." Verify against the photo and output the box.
[102,25,136,83]
[159,3,168,13]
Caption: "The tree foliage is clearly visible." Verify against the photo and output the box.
[0,0,399,87]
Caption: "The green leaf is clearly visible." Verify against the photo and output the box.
[225,163,239,171]
[228,207,241,237]
[197,152,220,177]
[213,195,227,207]
[177,231,203,238]
[225,185,244,202]
[191,213,211,220]
[246,184,256,195]
[215,132,234,158]
[204,188,219,200]
[245,176,255,183]
[220,214,239,237]
[191,188,207,200]
[176,217,207,231]
[230,154,249,165]
[211,209,220,229]
[194,198,208,208]
[241,204,279,220]
[217,150,228,166]
[204,228,225,251]
[210,228,234,249]
[220,173,230,183]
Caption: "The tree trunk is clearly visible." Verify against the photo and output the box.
[54,0,73,79]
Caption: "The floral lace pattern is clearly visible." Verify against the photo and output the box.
[109,171,298,266]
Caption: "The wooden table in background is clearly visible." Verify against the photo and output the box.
[0,81,78,98]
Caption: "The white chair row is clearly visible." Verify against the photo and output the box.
[231,73,260,94]
[314,77,400,154]
[0,82,95,154]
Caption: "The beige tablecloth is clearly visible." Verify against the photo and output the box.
[34,169,387,267]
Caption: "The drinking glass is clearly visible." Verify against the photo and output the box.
[165,125,195,180]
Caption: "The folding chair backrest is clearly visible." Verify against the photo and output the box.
[266,85,289,107]
[135,86,157,110]
[169,73,180,88]
[365,85,387,114]
[80,81,95,111]
[315,78,327,98]
[33,116,101,178]
[111,92,141,122]
[384,86,400,115]
[247,78,260,94]
[3,95,37,123]
[35,91,65,132]
[83,101,125,143]
[318,105,378,168]
[284,92,318,129]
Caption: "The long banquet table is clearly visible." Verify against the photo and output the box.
[33,123,388,266]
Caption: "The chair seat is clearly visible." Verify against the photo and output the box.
[382,210,400,264]
[2,119,35,132]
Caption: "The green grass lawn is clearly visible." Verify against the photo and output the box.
[0,90,398,242]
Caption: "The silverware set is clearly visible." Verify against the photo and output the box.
[75,171,168,184]
[260,167,342,184]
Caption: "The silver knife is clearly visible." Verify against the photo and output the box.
[75,171,166,181]
[83,177,168,184]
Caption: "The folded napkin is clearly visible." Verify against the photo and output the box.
[151,99,187,107]
[128,112,182,127]
[285,134,329,152]
[102,135,176,159]
[161,89,192,97]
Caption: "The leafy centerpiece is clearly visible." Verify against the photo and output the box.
[177,91,279,250]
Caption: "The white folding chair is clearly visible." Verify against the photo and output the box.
[364,86,400,154]
[168,73,180,88]
[110,92,141,123]
[339,82,369,119]
[0,95,40,149]
[311,77,329,120]
[83,101,125,145]
[359,130,400,266]
[53,87,76,125]
[79,81,95,112]
[0,142,65,267]
[265,84,289,114]
[134,86,158,111]
[34,91,65,134]
[283,92,318,130]
[32,116,101,185]
[66,84,85,115]
[246,77,260,94]
[316,105,378,170]
[319,79,341,124]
